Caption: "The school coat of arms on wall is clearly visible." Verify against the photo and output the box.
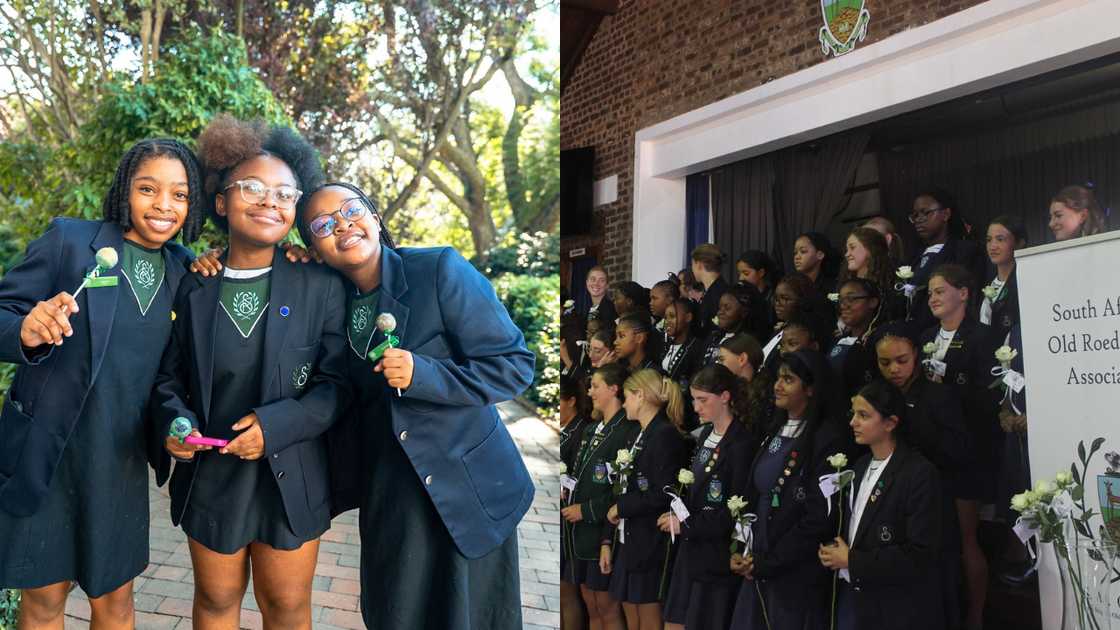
[819,0,871,57]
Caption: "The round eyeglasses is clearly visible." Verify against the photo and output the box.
[309,197,370,238]
[223,179,302,209]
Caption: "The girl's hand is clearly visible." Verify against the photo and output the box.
[607,504,619,525]
[189,248,225,277]
[599,544,613,574]
[222,413,265,460]
[730,552,747,574]
[374,348,414,390]
[165,429,212,460]
[281,242,320,264]
[20,291,80,348]
[561,504,583,523]
[740,554,756,579]
[818,537,850,570]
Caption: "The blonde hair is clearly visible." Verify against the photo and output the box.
[624,368,685,429]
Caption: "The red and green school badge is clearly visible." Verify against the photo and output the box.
[1098,452,1120,540]
[819,0,870,57]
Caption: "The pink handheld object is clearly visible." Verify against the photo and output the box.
[184,435,229,448]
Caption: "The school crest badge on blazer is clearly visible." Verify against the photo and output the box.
[291,362,311,390]
[593,462,608,484]
[879,525,893,542]
[707,477,723,502]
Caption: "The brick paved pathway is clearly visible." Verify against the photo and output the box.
[61,401,561,629]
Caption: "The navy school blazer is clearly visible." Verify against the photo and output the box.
[0,219,193,516]
[339,245,536,560]
[148,247,351,538]
[844,443,944,630]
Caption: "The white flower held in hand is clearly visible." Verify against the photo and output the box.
[563,299,575,309]
[560,462,567,474]
[895,266,914,280]
[995,345,1018,365]
[678,469,695,486]
[615,449,632,466]
[712,315,720,325]
[727,495,748,517]
[827,453,848,470]
[982,285,1000,301]
[923,342,937,355]
[827,292,839,303]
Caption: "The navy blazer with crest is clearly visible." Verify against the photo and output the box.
[149,248,351,538]
[0,219,193,517]
[341,245,536,560]
[844,443,944,630]
[678,419,755,583]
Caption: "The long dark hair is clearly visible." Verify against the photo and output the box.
[296,181,398,249]
[737,249,782,290]
[102,139,205,244]
[917,188,970,239]
[560,374,591,418]
[796,231,841,279]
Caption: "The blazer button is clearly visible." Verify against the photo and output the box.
[400,430,408,441]
[424,475,433,486]
[272,453,279,459]
[277,471,285,480]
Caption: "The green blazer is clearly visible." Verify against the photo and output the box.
[562,409,639,560]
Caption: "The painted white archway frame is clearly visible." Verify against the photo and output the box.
[630,0,1120,287]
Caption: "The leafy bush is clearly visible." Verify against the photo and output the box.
[492,272,560,418]
[481,231,559,278]
[0,588,18,629]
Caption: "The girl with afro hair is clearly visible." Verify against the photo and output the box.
[150,114,351,629]
[0,138,207,627]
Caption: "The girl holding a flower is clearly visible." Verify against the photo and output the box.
[602,369,688,629]
[559,375,594,629]
[563,363,639,629]
[818,380,944,630]
[728,350,852,630]
[919,263,1001,630]
[662,365,757,630]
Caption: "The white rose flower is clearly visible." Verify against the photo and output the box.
[1010,492,1030,512]
[923,342,937,355]
[1034,479,1056,498]
[1023,489,1040,507]
[827,292,839,302]
[560,462,567,474]
[712,316,720,325]
[727,495,748,517]
[1055,470,1073,487]
[563,299,575,309]
[827,453,848,469]
[982,285,999,301]
[678,469,695,485]
[616,449,632,466]
[994,345,1018,364]
[896,266,914,280]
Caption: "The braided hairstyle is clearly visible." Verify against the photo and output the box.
[195,114,324,232]
[101,139,205,244]
[295,181,398,250]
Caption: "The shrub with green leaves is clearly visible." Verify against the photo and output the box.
[0,588,18,629]
[492,272,560,418]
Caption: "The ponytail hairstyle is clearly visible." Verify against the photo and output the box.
[1051,185,1106,238]
[624,368,685,430]
[691,243,725,274]
[839,227,893,291]
[591,363,629,420]
[797,231,841,279]
[102,138,206,244]
[719,333,768,429]
[719,333,764,373]
[854,379,908,443]
[616,313,655,359]
[296,181,398,250]
[863,216,906,265]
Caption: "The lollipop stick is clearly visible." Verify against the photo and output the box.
[62,276,92,314]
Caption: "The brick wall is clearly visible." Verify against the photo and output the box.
[560,0,990,282]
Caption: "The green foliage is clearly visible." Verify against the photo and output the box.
[481,231,559,278]
[0,588,18,629]
[0,27,287,254]
[493,272,560,416]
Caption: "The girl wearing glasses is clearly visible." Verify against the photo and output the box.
[295,182,536,629]
[918,263,1000,630]
[905,189,986,330]
[0,139,207,628]
[828,278,884,401]
[149,115,351,629]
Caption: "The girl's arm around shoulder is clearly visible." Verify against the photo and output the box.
[401,247,536,407]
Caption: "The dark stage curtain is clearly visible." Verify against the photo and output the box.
[685,173,711,270]
[879,100,1120,255]
[710,154,777,282]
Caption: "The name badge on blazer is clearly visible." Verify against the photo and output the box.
[86,275,119,287]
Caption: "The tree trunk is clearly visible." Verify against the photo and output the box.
[139,8,152,82]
